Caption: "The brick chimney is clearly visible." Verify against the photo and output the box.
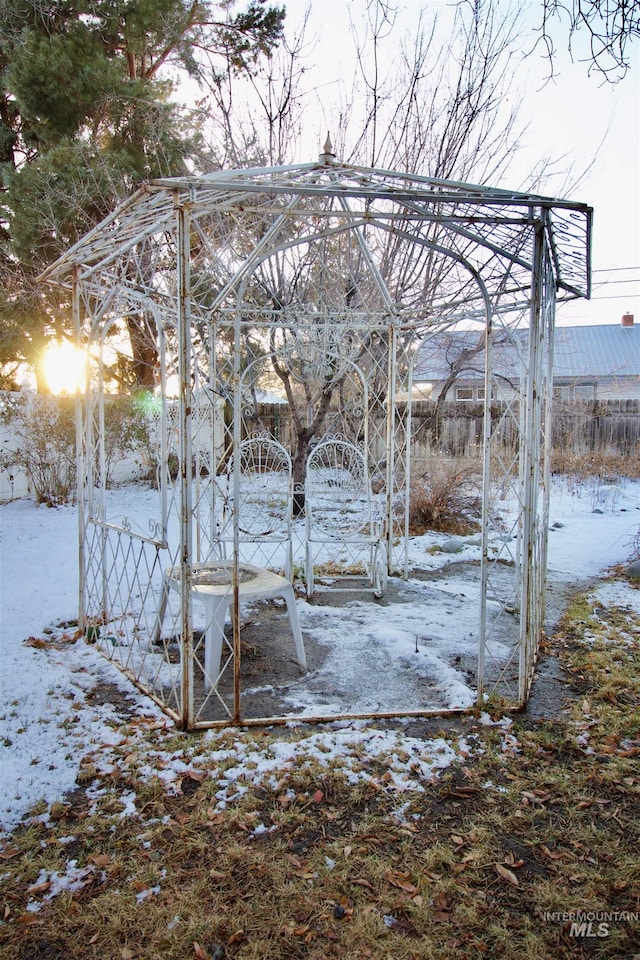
[621,312,634,327]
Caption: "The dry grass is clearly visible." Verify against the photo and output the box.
[550,450,640,482]
[1,583,639,959]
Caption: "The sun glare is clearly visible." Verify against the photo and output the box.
[42,342,87,395]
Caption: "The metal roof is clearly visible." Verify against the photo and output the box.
[39,156,593,306]
[553,323,640,378]
[415,323,640,381]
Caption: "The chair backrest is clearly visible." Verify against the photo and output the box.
[305,437,375,541]
[224,435,293,542]
[212,435,294,577]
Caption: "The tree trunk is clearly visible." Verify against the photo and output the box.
[125,315,158,388]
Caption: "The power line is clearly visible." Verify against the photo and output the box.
[589,294,640,301]
[592,266,639,273]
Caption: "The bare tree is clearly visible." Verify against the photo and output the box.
[197,0,533,477]
[201,11,312,168]
[535,0,640,81]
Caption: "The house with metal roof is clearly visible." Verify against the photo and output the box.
[414,315,640,402]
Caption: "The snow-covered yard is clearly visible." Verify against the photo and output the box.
[1,476,639,836]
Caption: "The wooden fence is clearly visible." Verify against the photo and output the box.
[408,399,640,461]
[3,394,637,501]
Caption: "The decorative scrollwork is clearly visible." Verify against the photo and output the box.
[240,397,257,418]
[149,519,162,540]
[270,313,365,387]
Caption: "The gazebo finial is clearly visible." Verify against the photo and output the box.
[320,132,336,164]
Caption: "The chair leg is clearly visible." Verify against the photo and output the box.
[305,541,314,599]
[282,585,307,672]
[373,541,388,598]
[202,596,232,692]
[152,573,170,645]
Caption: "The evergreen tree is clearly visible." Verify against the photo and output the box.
[0,0,284,387]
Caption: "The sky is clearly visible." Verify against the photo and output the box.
[258,0,640,327]
[1,475,639,837]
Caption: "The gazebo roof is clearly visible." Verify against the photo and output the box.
[40,157,592,305]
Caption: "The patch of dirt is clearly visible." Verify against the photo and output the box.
[82,563,601,730]
[19,941,67,960]
[84,680,143,719]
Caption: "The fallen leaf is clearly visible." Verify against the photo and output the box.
[24,637,50,649]
[386,916,418,935]
[432,889,453,920]
[89,853,111,868]
[17,913,42,926]
[352,878,374,890]
[504,851,523,868]
[495,864,519,886]
[192,942,208,960]
[26,880,51,895]
[0,848,20,861]
[386,871,417,894]
[540,845,565,860]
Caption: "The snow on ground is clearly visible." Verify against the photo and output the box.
[1,477,639,836]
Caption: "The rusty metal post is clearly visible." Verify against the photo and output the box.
[518,211,547,706]
[72,267,87,631]
[176,196,194,728]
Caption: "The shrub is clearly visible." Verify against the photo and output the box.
[0,393,76,505]
[550,450,640,482]
[408,460,482,535]
[101,394,154,485]
[0,392,153,505]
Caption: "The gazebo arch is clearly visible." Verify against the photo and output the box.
[40,151,592,729]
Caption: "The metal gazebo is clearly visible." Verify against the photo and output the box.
[40,150,592,729]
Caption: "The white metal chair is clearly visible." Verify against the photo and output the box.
[304,435,388,599]
[216,434,295,577]
[154,435,306,690]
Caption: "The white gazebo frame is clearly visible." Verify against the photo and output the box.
[40,151,592,729]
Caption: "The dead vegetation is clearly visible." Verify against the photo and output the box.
[1,579,639,960]
[550,450,640,483]
[408,461,482,536]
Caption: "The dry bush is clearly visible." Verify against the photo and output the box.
[550,449,640,481]
[0,392,153,504]
[408,460,482,535]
